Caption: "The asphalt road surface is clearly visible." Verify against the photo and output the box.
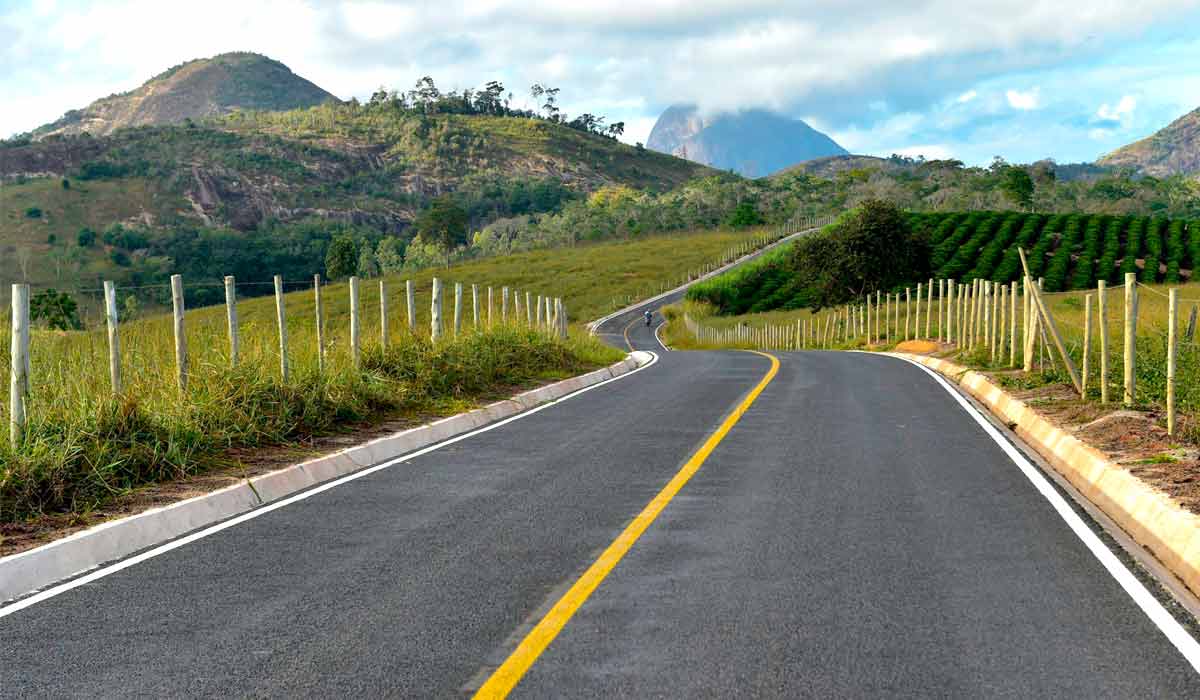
[4,284,1200,697]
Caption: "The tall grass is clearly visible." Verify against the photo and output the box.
[0,225,769,523]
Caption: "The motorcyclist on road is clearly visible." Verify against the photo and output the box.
[644,310,653,327]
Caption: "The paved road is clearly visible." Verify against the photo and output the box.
[4,287,1200,696]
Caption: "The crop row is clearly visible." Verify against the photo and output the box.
[908,211,1200,290]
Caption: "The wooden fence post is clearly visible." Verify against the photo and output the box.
[171,274,188,393]
[946,279,954,344]
[431,277,442,341]
[379,280,389,349]
[938,279,945,342]
[488,287,494,328]
[1009,281,1017,367]
[1027,274,1036,369]
[526,291,533,326]
[104,280,122,394]
[1168,288,1178,435]
[10,283,29,445]
[1097,280,1108,403]
[926,278,933,339]
[1082,294,1092,399]
[224,276,238,367]
[905,287,912,341]
[502,286,509,324]
[454,282,463,337]
[274,275,289,382]
[350,276,361,367]
[1188,305,1198,344]
[1018,249,1082,394]
[1124,272,1137,407]
[514,289,521,323]
[314,274,325,373]
[472,284,479,327]
[406,280,415,331]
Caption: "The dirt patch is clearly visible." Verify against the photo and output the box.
[894,339,941,354]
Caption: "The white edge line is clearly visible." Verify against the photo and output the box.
[0,351,661,620]
[654,321,670,352]
[892,354,1200,672]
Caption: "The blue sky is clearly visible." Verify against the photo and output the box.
[3,0,1200,167]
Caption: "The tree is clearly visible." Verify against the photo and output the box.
[415,195,469,265]
[793,199,929,306]
[375,236,405,274]
[325,234,359,279]
[61,178,70,190]
[726,201,764,228]
[30,289,81,330]
[1001,166,1035,209]
[77,228,96,247]
[357,245,380,278]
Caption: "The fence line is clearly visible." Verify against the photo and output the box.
[675,245,1195,435]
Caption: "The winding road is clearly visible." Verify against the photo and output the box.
[4,279,1200,697]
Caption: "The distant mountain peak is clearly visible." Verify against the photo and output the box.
[32,52,338,139]
[645,104,847,177]
[1097,106,1200,177]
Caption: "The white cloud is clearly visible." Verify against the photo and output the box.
[955,90,978,104]
[1005,88,1040,110]
[1097,94,1137,122]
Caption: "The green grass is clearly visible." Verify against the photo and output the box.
[0,224,772,524]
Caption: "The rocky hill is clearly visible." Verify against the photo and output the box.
[646,105,847,177]
[1098,107,1200,177]
[30,52,337,139]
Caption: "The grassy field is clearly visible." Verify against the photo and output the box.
[0,224,770,524]
[0,177,169,297]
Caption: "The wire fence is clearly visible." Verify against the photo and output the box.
[2,272,572,446]
[678,249,1194,437]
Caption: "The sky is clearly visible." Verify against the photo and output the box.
[3,0,1200,167]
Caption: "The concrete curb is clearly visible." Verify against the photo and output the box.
[889,351,1200,600]
[0,351,654,604]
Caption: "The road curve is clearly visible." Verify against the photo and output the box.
[3,284,1200,696]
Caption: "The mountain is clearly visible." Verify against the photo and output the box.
[646,105,847,177]
[30,52,338,139]
[1097,107,1200,177]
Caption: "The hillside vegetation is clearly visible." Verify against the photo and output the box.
[689,203,1200,316]
[1098,107,1200,177]
[30,52,337,139]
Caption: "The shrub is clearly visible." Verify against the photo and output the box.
[968,212,1023,281]
[30,289,81,330]
[1121,216,1145,278]
[1027,214,1063,280]
[1166,219,1185,283]
[1043,214,1082,292]
[940,212,1000,280]
[1069,215,1104,289]
[24,206,42,219]
[1098,216,1124,285]
[1141,218,1164,284]
[77,227,97,247]
[993,214,1045,283]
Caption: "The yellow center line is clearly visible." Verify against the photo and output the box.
[473,351,781,699]
[622,316,639,351]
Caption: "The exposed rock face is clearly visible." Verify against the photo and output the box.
[1098,107,1200,177]
[646,104,847,177]
[31,52,337,139]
